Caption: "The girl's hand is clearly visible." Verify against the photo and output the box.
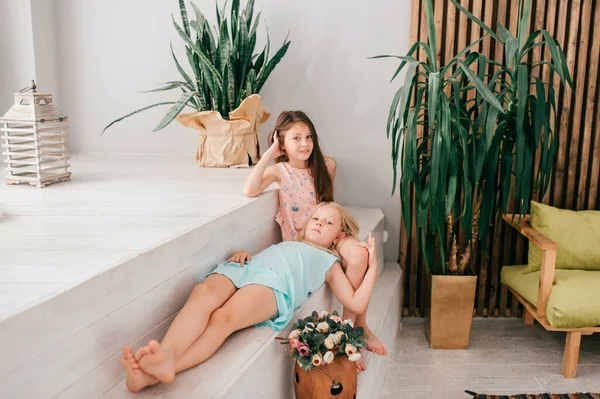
[356,233,377,272]
[267,133,284,159]
[228,250,251,266]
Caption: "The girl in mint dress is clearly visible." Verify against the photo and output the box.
[119,202,379,392]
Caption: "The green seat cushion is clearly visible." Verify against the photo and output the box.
[525,201,600,273]
[501,265,600,328]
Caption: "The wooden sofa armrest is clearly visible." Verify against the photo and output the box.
[502,214,558,320]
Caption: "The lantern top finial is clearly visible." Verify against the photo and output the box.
[19,80,37,94]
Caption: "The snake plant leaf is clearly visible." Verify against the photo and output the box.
[142,81,192,93]
[255,36,291,93]
[231,0,240,36]
[154,91,196,132]
[216,19,231,75]
[244,0,255,28]
[178,0,191,37]
[173,15,223,96]
[102,102,176,135]
[190,2,206,29]
[250,11,261,37]
[170,42,196,91]
[254,45,266,73]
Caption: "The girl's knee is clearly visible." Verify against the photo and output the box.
[189,283,219,306]
[209,307,236,328]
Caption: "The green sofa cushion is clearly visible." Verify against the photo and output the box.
[525,201,600,273]
[501,265,600,328]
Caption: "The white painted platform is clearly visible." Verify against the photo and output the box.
[0,154,267,321]
[0,154,397,398]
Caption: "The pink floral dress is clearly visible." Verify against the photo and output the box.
[275,162,317,241]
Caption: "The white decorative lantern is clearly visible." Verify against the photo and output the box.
[1,86,71,188]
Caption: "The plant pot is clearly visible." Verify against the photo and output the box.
[176,94,270,168]
[423,273,477,349]
[293,356,357,399]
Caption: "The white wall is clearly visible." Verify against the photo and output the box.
[52,0,411,260]
[30,0,60,104]
[0,0,36,114]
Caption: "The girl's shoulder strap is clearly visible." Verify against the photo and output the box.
[276,162,291,179]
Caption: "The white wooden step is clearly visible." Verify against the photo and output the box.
[99,209,386,399]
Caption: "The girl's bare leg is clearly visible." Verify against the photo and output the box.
[135,274,236,383]
[139,284,278,381]
[338,237,388,359]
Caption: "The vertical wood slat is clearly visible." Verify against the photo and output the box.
[575,1,596,210]
[588,3,600,208]
[402,0,600,317]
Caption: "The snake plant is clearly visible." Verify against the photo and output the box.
[375,0,572,274]
[104,0,290,133]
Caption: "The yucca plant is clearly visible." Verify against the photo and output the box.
[103,0,290,133]
[375,0,572,275]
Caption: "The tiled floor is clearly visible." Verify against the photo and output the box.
[381,318,600,398]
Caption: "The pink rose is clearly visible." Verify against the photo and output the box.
[289,338,301,349]
[288,329,301,340]
[298,344,310,357]
[331,315,342,323]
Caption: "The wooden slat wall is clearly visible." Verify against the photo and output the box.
[401,0,600,317]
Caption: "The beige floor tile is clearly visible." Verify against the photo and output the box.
[384,318,600,397]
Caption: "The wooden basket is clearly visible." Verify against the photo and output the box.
[293,356,357,399]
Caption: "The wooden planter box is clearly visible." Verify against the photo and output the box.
[424,273,477,349]
[293,356,357,399]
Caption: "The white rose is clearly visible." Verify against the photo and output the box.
[323,351,335,364]
[311,353,323,366]
[348,353,362,362]
[345,344,357,355]
[316,321,329,334]
[334,331,345,344]
[303,322,315,333]
[343,319,354,328]
[324,334,336,349]
[319,310,329,319]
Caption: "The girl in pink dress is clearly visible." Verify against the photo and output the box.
[244,111,387,368]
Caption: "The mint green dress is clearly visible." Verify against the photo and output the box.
[209,241,339,331]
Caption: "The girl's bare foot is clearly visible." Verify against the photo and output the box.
[120,346,159,392]
[139,340,176,384]
[362,326,388,356]
[135,345,151,362]
[355,358,367,372]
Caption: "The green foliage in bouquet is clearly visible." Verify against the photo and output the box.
[282,311,367,371]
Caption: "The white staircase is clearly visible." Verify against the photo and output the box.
[0,155,402,399]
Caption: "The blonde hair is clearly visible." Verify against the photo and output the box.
[297,202,359,258]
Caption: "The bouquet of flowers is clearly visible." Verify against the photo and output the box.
[281,310,367,371]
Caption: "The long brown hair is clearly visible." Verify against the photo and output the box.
[267,111,334,202]
[297,202,359,259]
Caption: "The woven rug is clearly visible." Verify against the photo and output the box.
[465,391,600,398]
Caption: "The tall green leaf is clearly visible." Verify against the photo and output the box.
[450,0,502,43]
[458,61,504,112]
[102,102,176,135]
[255,38,291,93]
[153,91,196,131]
[424,0,437,70]
[178,0,191,37]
